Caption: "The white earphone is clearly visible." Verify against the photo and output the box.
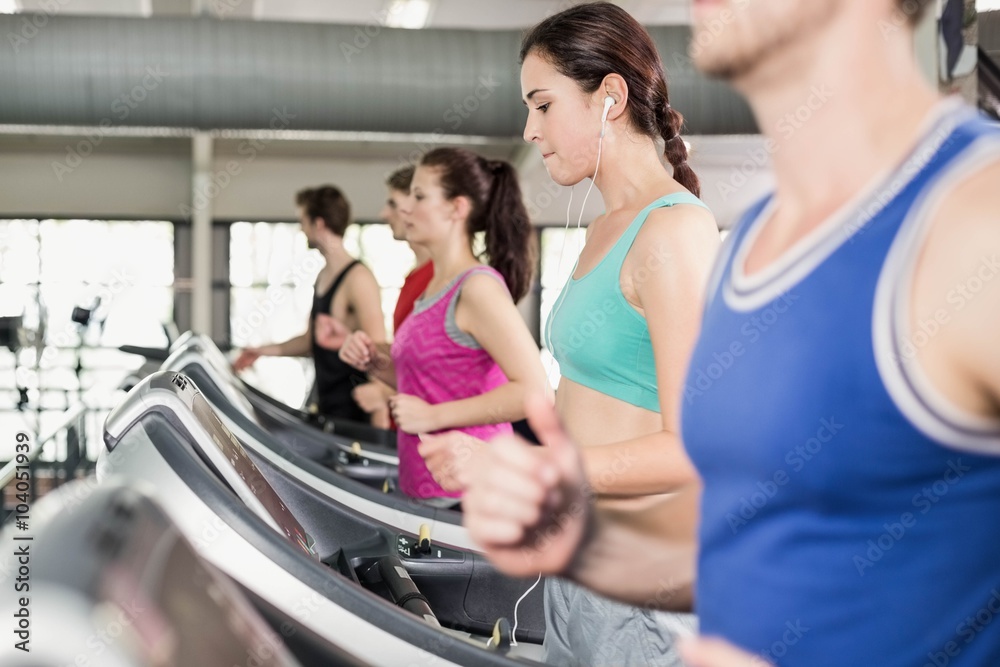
[550,93,616,304]
[600,95,615,136]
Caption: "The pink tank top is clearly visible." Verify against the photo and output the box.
[391,266,513,499]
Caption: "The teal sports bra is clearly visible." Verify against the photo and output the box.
[544,192,710,412]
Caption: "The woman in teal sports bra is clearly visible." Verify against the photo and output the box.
[420,4,721,665]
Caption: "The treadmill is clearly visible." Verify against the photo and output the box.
[245,375,398,448]
[96,371,545,664]
[0,479,365,666]
[161,333,475,549]
[169,332,398,468]
[171,330,397,448]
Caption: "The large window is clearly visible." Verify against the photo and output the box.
[229,221,415,407]
[0,219,174,462]
[228,221,589,405]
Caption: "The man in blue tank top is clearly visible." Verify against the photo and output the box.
[462,1,1000,666]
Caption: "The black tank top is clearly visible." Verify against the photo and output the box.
[310,260,369,422]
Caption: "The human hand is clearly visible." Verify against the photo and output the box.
[389,394,439,434]
[232,348,262,372]
[352,382,390,413]
[462,393,590,578]
[339,331,378,371]
[371,407,391,430]
[418,431,487,492]
[314,314,351,351]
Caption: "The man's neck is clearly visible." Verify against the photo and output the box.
[735,9,941,229]
[318,238,354,273]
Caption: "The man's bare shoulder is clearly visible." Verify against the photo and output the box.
[913,157,1000,414]
[921,158,1000,286]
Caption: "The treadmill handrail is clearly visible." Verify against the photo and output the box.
[162,342,257,419]
[167,333,398,453]
[184,364,446,521]
[166,352,397,463]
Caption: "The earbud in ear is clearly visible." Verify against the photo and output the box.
[600,96,615,137]
[602,96,615,121]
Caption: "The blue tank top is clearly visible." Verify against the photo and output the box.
[544,192,709,412]
[681,99,1000,667]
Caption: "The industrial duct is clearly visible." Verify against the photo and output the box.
[0,14,756,135]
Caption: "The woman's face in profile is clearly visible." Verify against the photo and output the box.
[521,52,605,187]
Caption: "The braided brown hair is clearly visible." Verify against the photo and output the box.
[521,2,700,196]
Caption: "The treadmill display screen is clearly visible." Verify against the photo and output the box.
[190,391,319,559]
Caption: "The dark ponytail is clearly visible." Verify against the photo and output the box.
[421,148,533,301]
[521,1,701,197]
[658,104,701,197]
[481,159,533,302]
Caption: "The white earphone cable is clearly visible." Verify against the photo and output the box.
[555,103,608,284]
[511,573,543,646]
[576,130,604,234]
[549,97,611,347]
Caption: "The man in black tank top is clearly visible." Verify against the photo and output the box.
[309,259,370,422]
[234,185,387,425]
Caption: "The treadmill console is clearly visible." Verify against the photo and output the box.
[394,534,464,562]
[163,333,257,419]
[104,371,319,559]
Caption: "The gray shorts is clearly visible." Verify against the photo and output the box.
[542,577,698,667]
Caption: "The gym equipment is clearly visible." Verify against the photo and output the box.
[97,371,545,664]
[161,333,478,549]
[0,479,366,666]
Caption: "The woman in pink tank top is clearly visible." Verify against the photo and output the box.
[339,147,549,500]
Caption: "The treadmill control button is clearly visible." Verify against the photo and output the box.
[395,534,464,561]
[416,524,432,554]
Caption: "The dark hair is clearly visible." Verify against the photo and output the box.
[386,165,415,193]
[295,185,351,236]
[520,2,700,197]
[420,147,534,302]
